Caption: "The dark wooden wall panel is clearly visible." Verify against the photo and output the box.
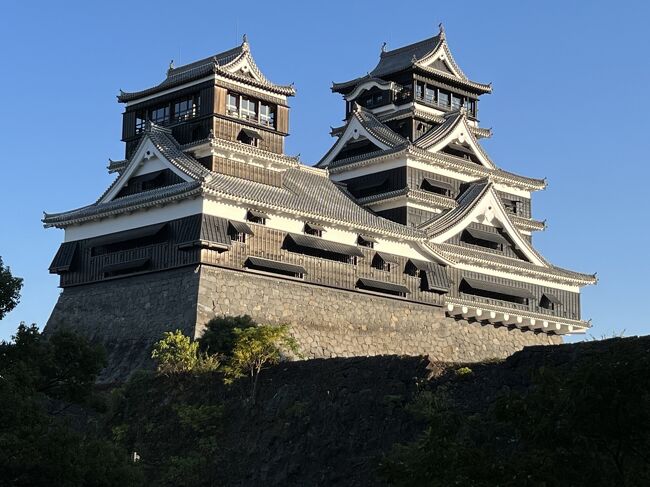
[277,106,289,134]
[213,118,284,154]
[447,267,580,320]
[214,86,227,115]
[56,216,578,322]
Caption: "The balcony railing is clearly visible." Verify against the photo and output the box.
[414,94,477,117]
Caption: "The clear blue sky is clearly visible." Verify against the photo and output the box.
[1,0,648,342]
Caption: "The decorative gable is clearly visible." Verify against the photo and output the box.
[99,135,197,204]
[414,111,496,169]
[425,182,547,267]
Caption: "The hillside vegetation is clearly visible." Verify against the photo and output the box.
[2,320,649,486]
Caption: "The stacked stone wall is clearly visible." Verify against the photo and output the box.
[46,266,201,381]
[196,265,561,363]
[46,264,561,381]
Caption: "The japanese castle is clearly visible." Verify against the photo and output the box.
[44,27,596,375]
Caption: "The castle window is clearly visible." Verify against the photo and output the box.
[460,278,533,306]
[149,105,170,125]
[466,99,477,117]
[246,210,268,225]
[415,81,424,99]
[259,103,275,128]
[237,128,262,147]
[284,233,363,265]
[226,91,277,128]
[461,228,509,251]
[174,95,200,122]
[304,223,325,237]
[227,93,239,116]
[357,235,377,248]
[540,293,562,311]
[438,90,450,107]
[228,221,254,243]
[135,111,147,133]
[356,278,409,298]
[424,85,436,104]
[372,252,399,272]
[91,224,168,257]
[240,96,257,120]
[244,256,306,279]
[503,199,519,215]
[451,94,463,109]
[421,178,453,197]
[49,242,78,274]
[405,259,450,293]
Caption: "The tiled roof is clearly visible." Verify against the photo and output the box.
[333,35,443,91]
[118,41,295,102]
[94,124,210,205]
[420,181,491,236]
[356,187,456,211]
[146,125,212,180]
[202,165,423,239]
[107,158,127,174]
[331,108,492,140]
[412,110,463,149]
[435,242,597,284]
[332,33,490,94]
[353,106,409,148]
[43,180,202,227]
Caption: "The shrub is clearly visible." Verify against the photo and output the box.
[223,323,299,401]
[151,330,219,375]
[198,315,257,357]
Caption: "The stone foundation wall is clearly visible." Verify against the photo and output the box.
[46,266,202,381]
[197,265,561,363]
[46,263,561,381]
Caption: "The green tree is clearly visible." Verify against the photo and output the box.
[381,339,650,486]
[151,329,218,376]
[223,323,299,401]
[0,257,23,320]
[198,315,256,357]
[0,324,141,486]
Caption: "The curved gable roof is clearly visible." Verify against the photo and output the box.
[118,39,295,103]
[421,180,548,266]
[332,27,490,94]
[413,110,496,169]
[317,105,408,168]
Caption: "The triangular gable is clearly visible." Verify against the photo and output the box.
[414,111,496,169]
[98,135,196,204]
[317,111,396,167]
[219,42,278,89]
[426,183,548,267]
[430,57,454,75]
[415,37,468,81]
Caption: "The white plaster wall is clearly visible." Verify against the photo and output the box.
[64,198,203,241]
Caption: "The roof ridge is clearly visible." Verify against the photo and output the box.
[169,44,243,74]
[380,34,441,59]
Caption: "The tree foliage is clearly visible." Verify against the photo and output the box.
[198,315,256,357]
[151,329,219,376]
[0,257,23,320]
[381,339,650,486]
[0,324,141,486]
[223,323,299,400]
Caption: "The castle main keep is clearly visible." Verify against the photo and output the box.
[44,28,596,379]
